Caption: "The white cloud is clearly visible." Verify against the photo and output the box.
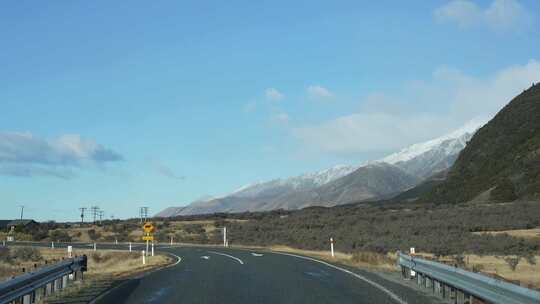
[243,101,257,113]
[0,132,122,178]
[265,88,284,101]
[292,60,540,156]
[273,112,290,125]
[434,0,531,31]
[307,85,333,100]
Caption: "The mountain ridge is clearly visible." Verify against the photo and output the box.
[156,121,481,217]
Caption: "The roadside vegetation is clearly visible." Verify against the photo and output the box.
[3,199,539,288]
[0,246,171,282]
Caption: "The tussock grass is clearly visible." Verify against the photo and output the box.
[267,245,397,271]
[0,246,172,282]
[472,228,540,240]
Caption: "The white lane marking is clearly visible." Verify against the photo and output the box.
[274,252,407,304]
[251,252,264,257]
[208,251,244,265]
[201,256,210,260]
[165,253,183,268]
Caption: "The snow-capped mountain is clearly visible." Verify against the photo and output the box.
[229,165,357,199]
[380,120,484,178]
[156,121,484,217]
[381,120,483,165]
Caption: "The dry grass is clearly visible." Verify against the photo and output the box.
[0,246,172,282]
[266,245,397,271]
[472,228,540,240]
[464,254,540,289]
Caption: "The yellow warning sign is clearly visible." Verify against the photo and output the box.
[143,222,154,233]
[142,235,154,241]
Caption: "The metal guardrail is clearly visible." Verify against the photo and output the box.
[398,252,540,304]
[0,256,87,304]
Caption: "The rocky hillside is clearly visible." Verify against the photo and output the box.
[422,83,540,204]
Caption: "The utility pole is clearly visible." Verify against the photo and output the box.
[90,206,100,224]
[19,205,24,220]
[79,207,87,224]
[98,210,105,224]
[139,207,149,223]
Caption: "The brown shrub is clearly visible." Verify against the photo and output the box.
[13,247,42,262]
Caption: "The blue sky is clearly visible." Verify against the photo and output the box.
[1,0,540,221]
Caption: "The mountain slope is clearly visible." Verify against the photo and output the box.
[422,83,540,204]
[381,122,480,178]
[156,121,480,216]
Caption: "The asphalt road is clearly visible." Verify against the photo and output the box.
[8,242,439,304]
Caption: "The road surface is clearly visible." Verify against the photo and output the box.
[8,242,439,304]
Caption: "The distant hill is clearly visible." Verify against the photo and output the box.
[422,83,540,204]
[156,123,478,216]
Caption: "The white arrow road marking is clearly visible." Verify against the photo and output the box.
[165,253,183,267]
[201,256,210,260]
[208,251,244,265]
[251,252,264,257]
[273,252,407,304]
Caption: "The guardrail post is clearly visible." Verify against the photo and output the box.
[434,280,440,297]
[45,282,52,296]
[35,286,44,302]
[62,275,68,289]
[456,289,465,304]
[441,283,448,299]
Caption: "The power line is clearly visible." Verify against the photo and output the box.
[90,206,100,224]
[139,207,149,223]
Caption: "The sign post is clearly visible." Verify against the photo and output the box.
[142,222,154,257]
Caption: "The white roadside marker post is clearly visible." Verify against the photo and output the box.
[93,243,96,251]
[67,246,73,258]
[170,236,173,245]
[330,237,335,258]
[223,227,227,247]
[142,250,146,265]
[129,242,132,252]
[115,239,118,245]
[51,242,54,249]
[151,243,154,257]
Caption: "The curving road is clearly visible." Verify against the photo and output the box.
[8,242,438,304]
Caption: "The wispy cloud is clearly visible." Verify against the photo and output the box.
[152,161,185,180]
[265,88,284,101]
[434,0,532,32]
[307,85,333,101]
[0,132,123,178]
[292,59,540,156]
[272,112,290,125]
